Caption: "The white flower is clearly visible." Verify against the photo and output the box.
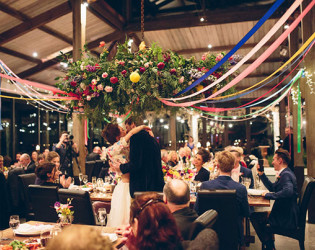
[86,95,92,101]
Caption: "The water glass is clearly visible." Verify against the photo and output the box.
[50,225,62,238]
[40,230,52,247]
[82,175,88,185]
[242,177,251,189]
[97,178,104,188]
[9,215,20,240]
[79,173,83,186]
[92,177,97,188]
[98,208,107,233]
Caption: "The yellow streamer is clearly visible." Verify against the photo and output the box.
[211,32,315,100]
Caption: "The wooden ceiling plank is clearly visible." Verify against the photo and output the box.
[0,47,42,64]
[125,4,281,32]
[18,30,124,78]
[38,26,72,44]
[0,2,72,45]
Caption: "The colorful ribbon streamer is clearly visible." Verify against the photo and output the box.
[174,0,286,96]
[297,82,301,153]
[165,0,302,101]
[0,77,3,130]
[161,0,315,107]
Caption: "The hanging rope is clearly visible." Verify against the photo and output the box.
[141,0,145,41]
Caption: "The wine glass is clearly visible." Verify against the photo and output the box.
[98,208,107,233]
[82,175,88,186]
[79,173,83,186]
[9,215,20,240]
[92,177,97,189]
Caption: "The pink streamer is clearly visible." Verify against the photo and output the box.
[160,0,315,107]
[163,0,303,101]
[84,119,88,145]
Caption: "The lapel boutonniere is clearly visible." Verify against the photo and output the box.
[276,175,281,181]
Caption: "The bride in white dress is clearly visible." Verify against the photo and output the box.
[101,124,152,227]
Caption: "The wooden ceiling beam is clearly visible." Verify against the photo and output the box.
[0,2,73,44]
[0,47,42,64]
[18,30,124,78]
[88,1,125,30]
[0,2,72,45]
[125,4,281,32]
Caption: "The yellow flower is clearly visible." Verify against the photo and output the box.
[130,72,140,83]
[196,85,204,92]
[139,41,146,51]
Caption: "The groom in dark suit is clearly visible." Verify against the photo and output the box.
[113,117,164,197]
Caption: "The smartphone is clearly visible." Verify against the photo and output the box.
[258,159,264,172]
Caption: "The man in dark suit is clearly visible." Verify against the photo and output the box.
[163,179,198,240]
[251,148,299,250]
[194,150,250,246]
[86,146,101,162]
[19,153,36,173]
[228,146,254,189]
[113,117,164,197]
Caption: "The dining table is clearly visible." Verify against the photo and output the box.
[0,221,122,249]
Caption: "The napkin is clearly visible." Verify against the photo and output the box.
[247,189,265,196]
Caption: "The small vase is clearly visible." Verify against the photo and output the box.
[59,215,73,228]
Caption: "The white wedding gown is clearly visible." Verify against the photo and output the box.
[107,181,131,227]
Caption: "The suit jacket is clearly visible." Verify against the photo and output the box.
[195,175,250,244]
[173,207,198,240]
[194,167,210,182]
[120,130,165,197]
[25,162,36,174]
[260,167,299,229]
[85,152,100,162]
[239,165,254,189]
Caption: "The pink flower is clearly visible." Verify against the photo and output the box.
[201,54,206,61]
[144,62,150,68]
[179,76,184,84]
[97,84,104,91]
[79,108,84,112]
[157,62,165,70]
[110,77,118,84]
[91,79,97,85]
[78,102,84,107]
[86,95,92,101]
[102,72,108,78]
[118,61,125,66]
[215,54,224,61]
[99,41,105,47]
[105,86,113,92]
[139,67,146,73]
[170,68,176,75]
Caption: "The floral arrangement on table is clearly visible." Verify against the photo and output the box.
[162,164,195,181]
[54,198,74,225]
[56,40,237,122]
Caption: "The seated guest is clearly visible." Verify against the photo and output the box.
[161,149,169,167]
[37,154,46,165]
[194,151,250,246]
[46,225,113,250]
[19,153,36,173]
[178,147,187,164]
[193,148,210,182]
[13,152,22,166]
[228,146,254,188]
[43,148,49,160]
[0,155,4,172]
[118,192,183,250]
[250,149,299,250]
[163,179,198,240]
[31,151,39,166]
[168,150,179,167]
[86,146,102,161]
[35,162,71,188]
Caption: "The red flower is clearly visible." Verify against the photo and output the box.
[139,67,146,73]
[95,63,101,69]
[121,70,127,76]
[157,62,165,70]
[110,77,118,84]
[70,81,77,87]
[170,68,176,75]
[99,41,105,47]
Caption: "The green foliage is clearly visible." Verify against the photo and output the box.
[56,41,236,122]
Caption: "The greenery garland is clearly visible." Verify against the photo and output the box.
[56,40,236,122]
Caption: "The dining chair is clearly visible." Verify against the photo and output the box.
[18,173,36,220]
[85,161,96,182]
[28,185,59,223]
[58,189,96,225]
[188,209,218,240]
[197,190,239,250]
[267,176,315,250]
[93,160,105,178]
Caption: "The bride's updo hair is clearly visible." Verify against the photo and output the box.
[102,123,120,145]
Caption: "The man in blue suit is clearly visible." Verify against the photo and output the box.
[228,146,254,189]
[250,148,299,250]
[195,150,250,246]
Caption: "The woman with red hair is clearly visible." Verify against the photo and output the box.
[125,192,183,250]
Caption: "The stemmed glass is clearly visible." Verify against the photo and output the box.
[98,208,107,234]
[9,215,20,240]
[79,173,83,186]
[82,175,88,186]
[92,177,97,189]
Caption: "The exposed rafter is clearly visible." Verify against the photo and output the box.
[0,2,72,45]
[0,47,42,64]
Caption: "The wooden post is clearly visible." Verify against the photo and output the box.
[202,117,207,148]
[170,114,176,150]
[301,0,315,223]
[72,0,86,175]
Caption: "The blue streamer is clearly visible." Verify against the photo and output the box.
[174,0,286,97]
[204,39,315,103]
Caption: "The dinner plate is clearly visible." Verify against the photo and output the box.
[101,233,118,242]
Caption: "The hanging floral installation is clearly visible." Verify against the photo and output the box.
[55,40,237,122]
